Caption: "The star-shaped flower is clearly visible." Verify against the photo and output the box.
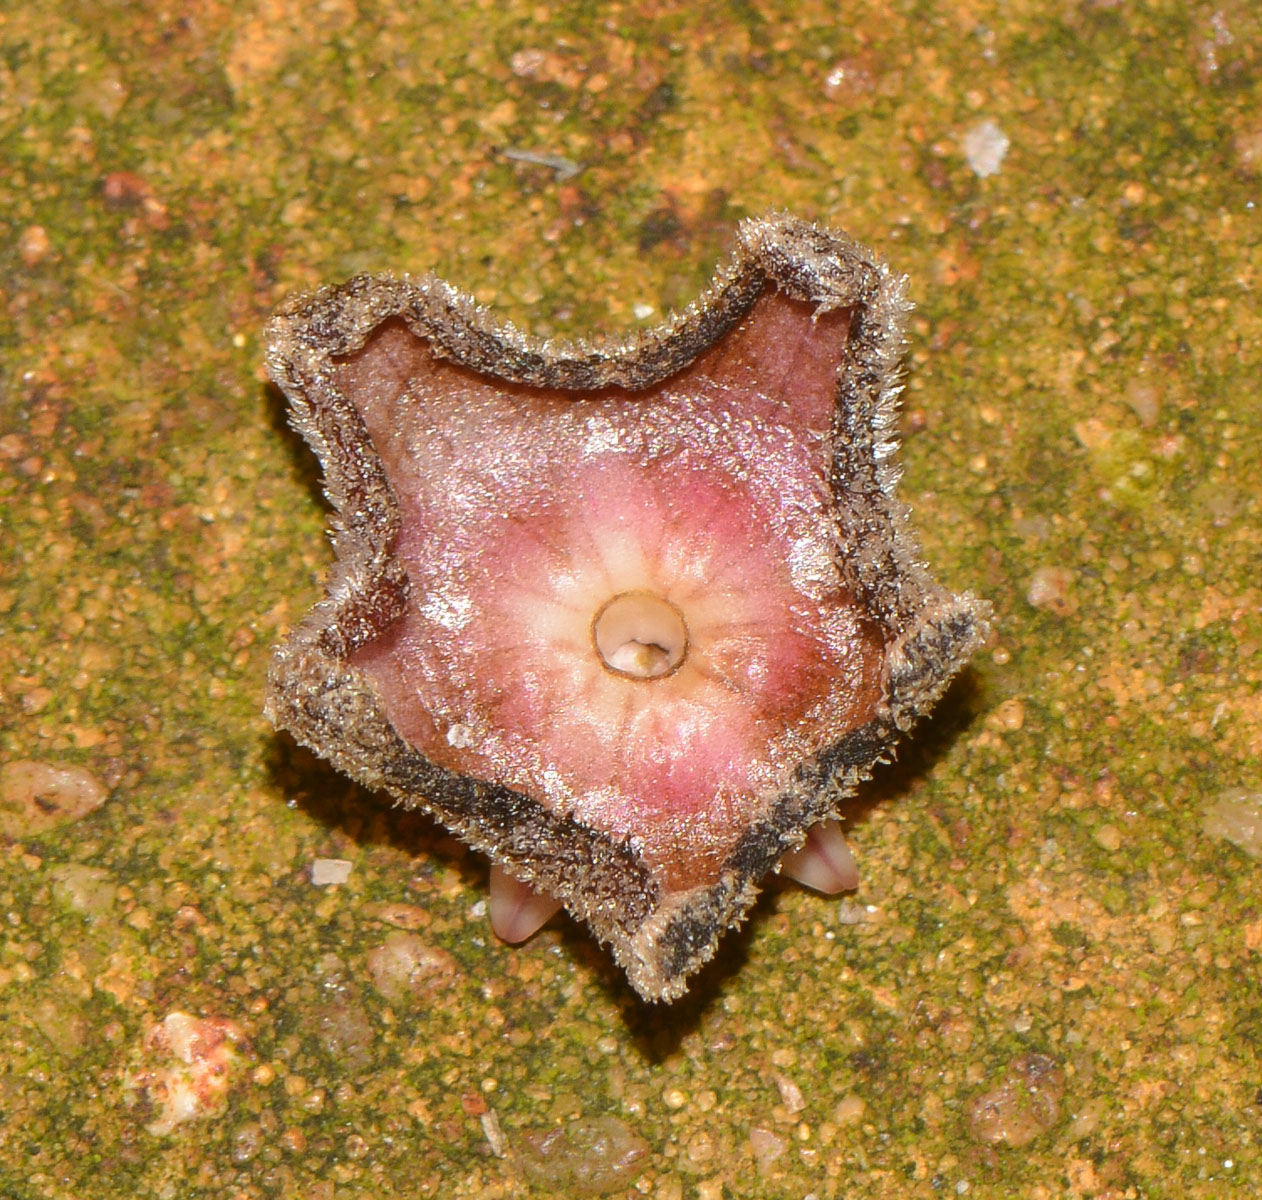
[265,214,988,1001]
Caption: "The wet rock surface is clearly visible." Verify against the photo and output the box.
[1,0,1259,1195]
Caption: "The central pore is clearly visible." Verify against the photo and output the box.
[592,591,689,680]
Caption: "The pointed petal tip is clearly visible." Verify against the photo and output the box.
[779,819,860,894]
[489,864,563,943]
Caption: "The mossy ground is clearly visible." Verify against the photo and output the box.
[1,1,1259,1197]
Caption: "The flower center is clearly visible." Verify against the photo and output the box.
[592,591,689,680]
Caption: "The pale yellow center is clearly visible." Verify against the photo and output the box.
[592,591,689,680]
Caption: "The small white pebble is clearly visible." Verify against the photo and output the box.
[480,1109,506,1157]
[837,900,869,925]
[773,1072,806,1114]
[310,858,353,886]
[1203,789,1262,859]
[662,1087,687,1110]
[962,119,1010,177]
[632,302,655,320]
[749,1126,788,1170]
